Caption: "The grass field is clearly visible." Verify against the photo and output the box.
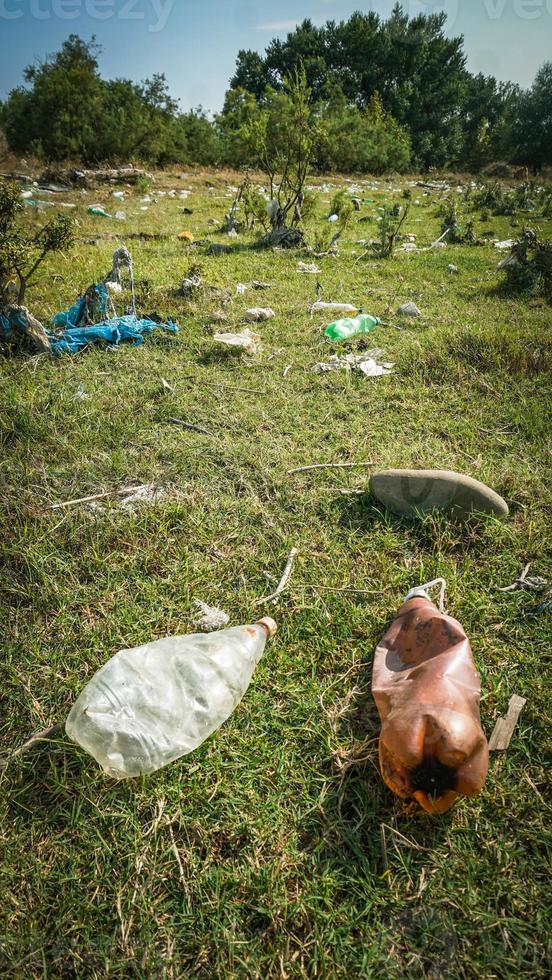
[1,168,551,979]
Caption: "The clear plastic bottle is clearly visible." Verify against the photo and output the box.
[66,617,277,779]
[324,313,380,341]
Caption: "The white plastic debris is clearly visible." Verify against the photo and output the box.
[448,263,459,273]
[297,262,321,274]
[494,239,516,250]
[244,307,275,322]
[235,283,248,295]
[213,328,260,354]
[111,191,125,200]
[114,211,126,221]
[20,189,33,199]
[313,350,394,377]
[311,301,359,314]
[328,214,339,222]
[106,281,122,294]
[191,599,230,632]
[397,301,422,317]
[228,227,239,238]
[119,484,165,510]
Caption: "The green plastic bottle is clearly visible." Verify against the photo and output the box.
[324,313,380,342]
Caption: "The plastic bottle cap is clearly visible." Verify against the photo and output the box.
[256,616,277,637]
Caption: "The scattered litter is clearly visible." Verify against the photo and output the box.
[181,207,193,215]
[252,281,272,290]
[106,281,122,295]
[488,695,526,751]
[227,227,239,238]
[65,617,277,777]
[324,313,380,341]
[47,316,178,356]
[244,307,275,322]
[373,578,487,814]
[72,384,90,401]
[88,205,111,218]
[20,189,33,199]
[494,239,516,250]
[114,211,126,221]
[161,377,175,393]
[191,599,230,632]
[297,262,321,274]
[111,191,125,200]
[312,301,359,314]
[282,364,292,378]
[119,484,165,510]
[328,214,339,222]
[351,197,361,211]
[397,301,421,317]
[179,270,202,298]
[178,230,194,242]
[235,283,248,295]
[313,350,394,377]
[448,263,459,273]
[213,328,260,354]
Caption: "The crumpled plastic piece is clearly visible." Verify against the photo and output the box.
[212,328,260,354]
[313,350,394,377]
[52,282,109,329]
[244,308,275,322]
[191,599,230,632]
[46,315,178,356]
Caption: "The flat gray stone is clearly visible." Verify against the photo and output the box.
[370,469,509,520]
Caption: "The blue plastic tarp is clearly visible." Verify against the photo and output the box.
[46,315,178,356]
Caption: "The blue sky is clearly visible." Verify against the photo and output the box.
[1,1,551,113]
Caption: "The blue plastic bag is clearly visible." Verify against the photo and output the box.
[46,315,178,356]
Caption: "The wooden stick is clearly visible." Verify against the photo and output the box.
[288,462,373,475]
[0,722,62,769]
[168,418,213,436]
[49,486,149,509]
[488,694,527,751]
[254,547,298,605]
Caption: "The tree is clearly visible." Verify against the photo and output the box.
[507,63,552,173]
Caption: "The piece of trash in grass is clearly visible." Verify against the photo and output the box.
[209,310,227,322]
[312,301,359,315]
[324,312,380,341]
[252,281,272,290]
[494,239,516,250]
[397,301,421,317]
[328,213,339,222]
[372,578,488,814]
[244,307,275,322]
[88,205,111,218]
[213,328,260,354]
[488,695,526,751]
[236,283,248,295]
[118,484,165,510]
[65,617,277,777]
[370,469,508,520]
[114,211,126,221]
[191,599,229,632]
[178,230,194,242]
[106,280,122,294]
[313,350,393,377]
[448,263,459,273]
[297,262,321,274]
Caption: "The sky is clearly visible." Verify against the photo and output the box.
[0,0,551,113]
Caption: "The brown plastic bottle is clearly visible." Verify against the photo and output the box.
[372,581,488,814]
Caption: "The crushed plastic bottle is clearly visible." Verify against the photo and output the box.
[324,313,380,342]
[372,580,488,814]
[66,617,277,778]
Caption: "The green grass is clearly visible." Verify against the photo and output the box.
[1,170,551,978]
